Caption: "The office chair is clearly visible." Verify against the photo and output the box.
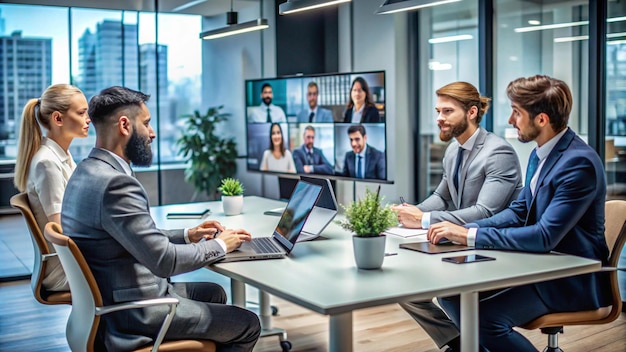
[521,200,626,352]
[9,192,71,305]
[43,222,216,352]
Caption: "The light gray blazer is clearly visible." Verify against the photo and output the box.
[61,148,225,350]
[296,107,334,123]
[418,128,523,225]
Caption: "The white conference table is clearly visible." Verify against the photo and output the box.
[152,196,602,352]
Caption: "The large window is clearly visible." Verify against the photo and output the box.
[416,1,479,200]
[494,1,590,179]
[606,1,626,200]
[0,4,202,165]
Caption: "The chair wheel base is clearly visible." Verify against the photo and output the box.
[542,348,564,352]
[280,340,292,351]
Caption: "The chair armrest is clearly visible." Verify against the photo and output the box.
[41,253,58,262]
[96,297,179,352]
[95,297,179,316]
[599,266,618,272]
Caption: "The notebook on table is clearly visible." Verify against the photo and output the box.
[220,180,323,263]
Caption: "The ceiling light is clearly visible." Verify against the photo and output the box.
[375,0,461,15]
[279,0,351,15]
[428,34,473,44]
[553,32,626,43]
[516,16,626,33]
[528,20,541,25]
[199,18,269,40]
[172,0,207,12]
[199,0,268,40]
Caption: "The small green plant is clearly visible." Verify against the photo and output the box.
[339,186,397,237]
[218,178,244,196]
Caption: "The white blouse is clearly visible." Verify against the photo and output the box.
[261,149,296,173]
[26,137,75,291]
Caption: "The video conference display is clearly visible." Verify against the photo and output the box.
[245,71,388,182]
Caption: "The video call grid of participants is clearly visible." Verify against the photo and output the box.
[245,72,387,180]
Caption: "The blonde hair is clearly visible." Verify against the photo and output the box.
[436,82,491,124]
[14,84,83,191]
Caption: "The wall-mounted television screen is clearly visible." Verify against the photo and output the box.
[244,70,390,183]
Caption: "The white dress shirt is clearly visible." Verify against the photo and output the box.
[249,103,287,123]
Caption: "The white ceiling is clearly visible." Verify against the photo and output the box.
[2,0,262,16]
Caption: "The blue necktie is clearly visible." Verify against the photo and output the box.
[525,149,539,187]
[357,155,363,179]
[453,147,464,190]
[266,107,271,122]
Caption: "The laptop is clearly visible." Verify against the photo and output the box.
[297,176,338,242]
[220,180,323,263]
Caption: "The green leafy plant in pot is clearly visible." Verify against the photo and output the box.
[177,106,238,201]
[219,178,244,216]
[339,186,397,269]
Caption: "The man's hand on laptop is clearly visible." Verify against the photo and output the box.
[217,229,253,252]
[188,220,225,242]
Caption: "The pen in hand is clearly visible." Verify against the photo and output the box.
[400,196,406,205]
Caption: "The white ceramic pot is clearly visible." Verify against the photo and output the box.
[352,234,386,270]
[222,195,244,216]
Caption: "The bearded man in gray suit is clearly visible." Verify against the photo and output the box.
[61,86,260,351]
[391,81,522,352]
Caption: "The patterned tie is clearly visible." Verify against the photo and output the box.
[525,149,539,187]
[266,107,271,123]
[306,151,313,165]
[357,155,363,179]
[309,112,315,123]
[453,147,464,190]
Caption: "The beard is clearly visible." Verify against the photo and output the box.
[263,96,272,106]
[439,116,469,142]
[125,129,153,167]
[517,120,541,143]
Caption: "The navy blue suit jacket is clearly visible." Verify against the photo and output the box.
[342,145,386,180]
[471,128,610,312]
[343,105,382,123]
[292,145,334,175]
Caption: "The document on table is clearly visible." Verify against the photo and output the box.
[383,226,428,240]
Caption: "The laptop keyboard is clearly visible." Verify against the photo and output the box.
[250,237,281,254]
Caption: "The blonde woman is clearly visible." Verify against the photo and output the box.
[14,84,90,292]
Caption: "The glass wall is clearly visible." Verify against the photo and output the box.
[0,3,202,166]
[494,0,590,179]
[607,1,626,200]
[416,0,479,200]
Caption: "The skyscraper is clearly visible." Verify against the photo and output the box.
[0,30,51,157]
[78,19,139,100]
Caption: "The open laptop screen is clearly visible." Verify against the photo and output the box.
[273,181,322,251]
[299,176,337,210]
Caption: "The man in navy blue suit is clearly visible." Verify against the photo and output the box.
[342,124,386,180]
[292,125,333,175]
[427,75,611,351]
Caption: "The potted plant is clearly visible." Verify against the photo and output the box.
[219,178,245,216]
[339,186,397,269]
[177,106,238,201]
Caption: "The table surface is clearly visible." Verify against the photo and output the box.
[151,196,602,316]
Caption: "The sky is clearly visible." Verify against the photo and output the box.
[0,4,202,83]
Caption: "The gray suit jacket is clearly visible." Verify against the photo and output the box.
[418,128,522,225]
[296,107,334,123]
[61,148,225,350]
